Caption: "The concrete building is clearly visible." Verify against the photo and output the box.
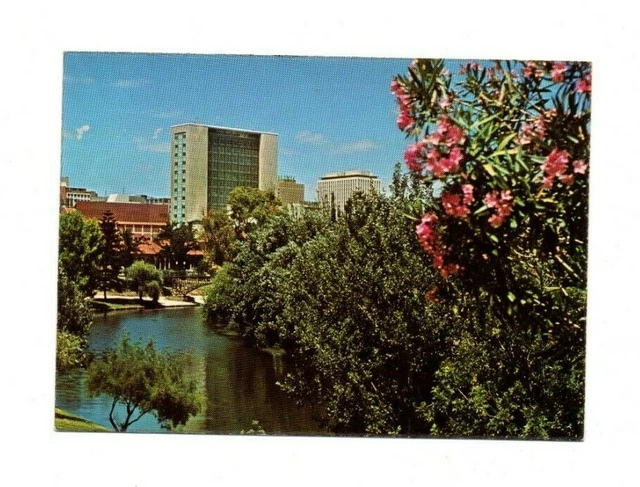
[170,123,278,225]
[317,170,382,215]
[106,194,170,205]
[60,177,99,208]
[276,177,304,205]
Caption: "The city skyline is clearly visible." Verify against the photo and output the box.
[60,53,421,202]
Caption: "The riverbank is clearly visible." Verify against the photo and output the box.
[90,293,202,312]
[55,408,110,432]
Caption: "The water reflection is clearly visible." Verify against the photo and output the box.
[55,307,320,435]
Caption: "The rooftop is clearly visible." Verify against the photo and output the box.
[171,123,278,137]
[75,201,169,224]
[320,170,379,180]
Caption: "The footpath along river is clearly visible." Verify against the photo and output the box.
[55,306,321,434]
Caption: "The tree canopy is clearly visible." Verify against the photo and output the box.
[97,209,123,299]
[200,208,237,269]
[228,186,283,236]
[58,211,103,297]
[125,261,163,302]
[86,335,201,432]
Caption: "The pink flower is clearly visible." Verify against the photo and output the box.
[439,95,451,109]
[543,148,570,178]
[397,109,414,131]
[441,191,470,218]
[550,62,567,82]
[404,142,424,173]
[522,61,537,78]
[462,184,474,205]
[559,174,574,186]
[483,192,499,208]
[576,74,591,94]
[483,190,514,228]
[415,213,459,277]
[573,159,588,174]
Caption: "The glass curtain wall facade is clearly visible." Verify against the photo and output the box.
[207,129,260,209]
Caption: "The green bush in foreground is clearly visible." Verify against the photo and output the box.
[86,335,201,432]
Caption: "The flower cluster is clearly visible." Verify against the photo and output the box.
[458,62,482,74]
[441,184,475,219]
[542,148,588,189]
[390,80,414,131]
[518,109,556,146]
[404,116,466,178]
[550,62,568,82]
[522,61,544,79]
[483,190,514,228]
[415,213,460,277]
[576,73,591,94]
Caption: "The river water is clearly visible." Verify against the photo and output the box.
[55,307,321,435]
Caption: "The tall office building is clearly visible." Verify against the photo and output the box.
[170,123,278,224]
[317,170,382,215]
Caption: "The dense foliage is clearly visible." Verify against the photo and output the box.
[58,211,103,297]
[125,261,163,302]
[228,186,283,236]
[204,59,588,439]
[389,59,589,438]
[97,210,123,299]
[56,211,100,372]
[86,335,202,432]
[157,223,197,271]
[199,209,237,269]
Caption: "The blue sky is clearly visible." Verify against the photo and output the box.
[61,53,420,201]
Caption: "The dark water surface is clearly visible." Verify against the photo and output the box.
[55,307,321,434]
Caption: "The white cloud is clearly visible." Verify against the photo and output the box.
[111,79,149,88]
[75,124,90,140]
[155,109,183,119]
[334,139,380,154]
[152,128,163,139]
[295,131,330,145]
[295,131,380,154]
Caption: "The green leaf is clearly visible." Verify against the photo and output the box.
[507,292,516,302]
[483,163,496,177]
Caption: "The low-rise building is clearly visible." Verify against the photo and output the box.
[74,201,169,239]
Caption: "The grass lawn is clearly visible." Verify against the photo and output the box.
[55,408,110,432]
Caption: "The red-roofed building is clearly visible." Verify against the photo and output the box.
[75,201,169,239]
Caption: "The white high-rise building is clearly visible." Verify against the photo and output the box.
[317,170,382,215]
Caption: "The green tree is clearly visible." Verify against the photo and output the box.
[157,223,196,271]
[86,335,201,432]
[204,209,330,341]
[120,228,139,269]
[56,330,87,372]
[125,261,163,302]
[98,210,123,299]
[272,192,447,434]
[228,186,282,236]
[200,209,237,268]
[56,273,93,372]
[58,211,103,296]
